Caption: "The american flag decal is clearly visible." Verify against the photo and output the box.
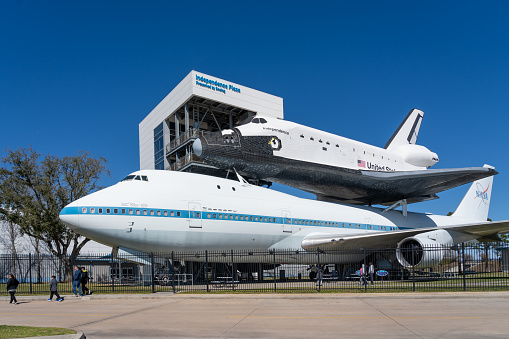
[358,160,366,168]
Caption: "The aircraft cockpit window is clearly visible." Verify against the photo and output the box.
[141,176,148,181]
[121,175,136,182]
[252,118,260,124]
[259,118,267,124]
[134,176,141,181]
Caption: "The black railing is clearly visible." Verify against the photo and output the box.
[1,243,508,294]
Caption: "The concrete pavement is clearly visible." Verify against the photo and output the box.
[1,292,509,338]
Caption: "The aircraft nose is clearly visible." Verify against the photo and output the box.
[59,206,80,230]
[193,138,202,157]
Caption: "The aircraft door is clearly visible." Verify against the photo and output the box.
[189,202,202,228]
[281,210,292,233]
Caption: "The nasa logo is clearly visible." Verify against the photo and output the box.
[474,182,490,207]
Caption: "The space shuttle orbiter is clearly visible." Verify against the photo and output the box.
[192,109,496,206]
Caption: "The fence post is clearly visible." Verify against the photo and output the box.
[151,253,155,294]
[462,243,466,291]
[273,250,277,293]
[171,251,176,294]
[205,250,209,293]
[29,253,33,294]
[317,248,321,293]
[412,245,416,292]
[110,252,114,292]
[363,248,367,293]
[231,249,235,292]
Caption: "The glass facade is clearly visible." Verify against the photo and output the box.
[154,123,164,170]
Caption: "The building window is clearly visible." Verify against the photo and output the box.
[154,122,164,170]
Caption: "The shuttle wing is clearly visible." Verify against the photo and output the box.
[301,220,509,251]
[316,166,497,205]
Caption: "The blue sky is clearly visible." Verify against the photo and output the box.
[1,1,508,221]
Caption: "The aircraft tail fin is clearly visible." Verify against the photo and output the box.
[452,165,494,221]
[385,109,424,150]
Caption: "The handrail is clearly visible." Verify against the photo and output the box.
[166,129,204,153]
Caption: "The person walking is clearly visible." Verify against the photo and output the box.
[7,274,20,304]
[316,266,324,287]
[368,262,375,285]
[48,276,63,302]
[81,267,90,295]
[72,266,82,297]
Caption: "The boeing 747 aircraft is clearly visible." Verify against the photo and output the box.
[60,166,509,268]
[192,109,496,206]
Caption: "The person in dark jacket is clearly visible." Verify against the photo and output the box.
[72,266,82,297]
[7,273,19,304]
[81,267,90,295]
[48,276,63,302]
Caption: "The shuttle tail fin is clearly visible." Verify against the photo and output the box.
[385,109,424,150]
[452,165,494,221]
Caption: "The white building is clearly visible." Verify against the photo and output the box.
[139,70,284,176]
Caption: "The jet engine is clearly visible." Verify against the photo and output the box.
[396,230,457,269]
[393,144,439,168]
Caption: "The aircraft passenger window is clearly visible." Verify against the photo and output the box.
[326,142,330,145]
[336,144,339,147]
[196,212,200,218]
[121,209,126,214]
[319,139,322,143]
[300,134,304,138]
[98,208,103,214]
[114,209,118,214]
[240,216,244,220]
[310,137,314,141]
[176,212,181,217]
[141,176,148,181]
[164,211,168,216]
[213,214,217,218]
[150,210,154,216]
[106,208,111,214]
[235,215,238,220]
[250,216,253,221]
[121,175,136,182]
[232,187,235,191]
[129,209,133,215]
[136,210,140,215]
[229,215,233,220]
[217,185,221,189]
[207,213,211,218]
[259,118,267,123]
[264,217,267,222]
[170,211,174,216]
[157,211,161,216]
[82,208,87,213]
[134,176,141,180]
[255,217,258,221]
[143,210,147,215]
[322,147,327,151]
[91,208,96,213]
[219,214,223,219]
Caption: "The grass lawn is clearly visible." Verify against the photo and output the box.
[0,325,75,338]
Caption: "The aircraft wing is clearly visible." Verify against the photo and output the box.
[315,166,497,205]
[301,220,509,251]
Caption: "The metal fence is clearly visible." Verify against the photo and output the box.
[1,242,509,295]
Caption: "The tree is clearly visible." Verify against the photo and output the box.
[0,219,27,275]
[0,147,110,279]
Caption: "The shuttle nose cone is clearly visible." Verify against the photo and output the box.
[193,138,203,157]
[59,206,80,231]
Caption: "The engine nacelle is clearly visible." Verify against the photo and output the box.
[396,230,457,269]
[393,144,439,168]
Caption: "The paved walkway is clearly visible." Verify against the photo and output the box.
[1,292,509,338]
